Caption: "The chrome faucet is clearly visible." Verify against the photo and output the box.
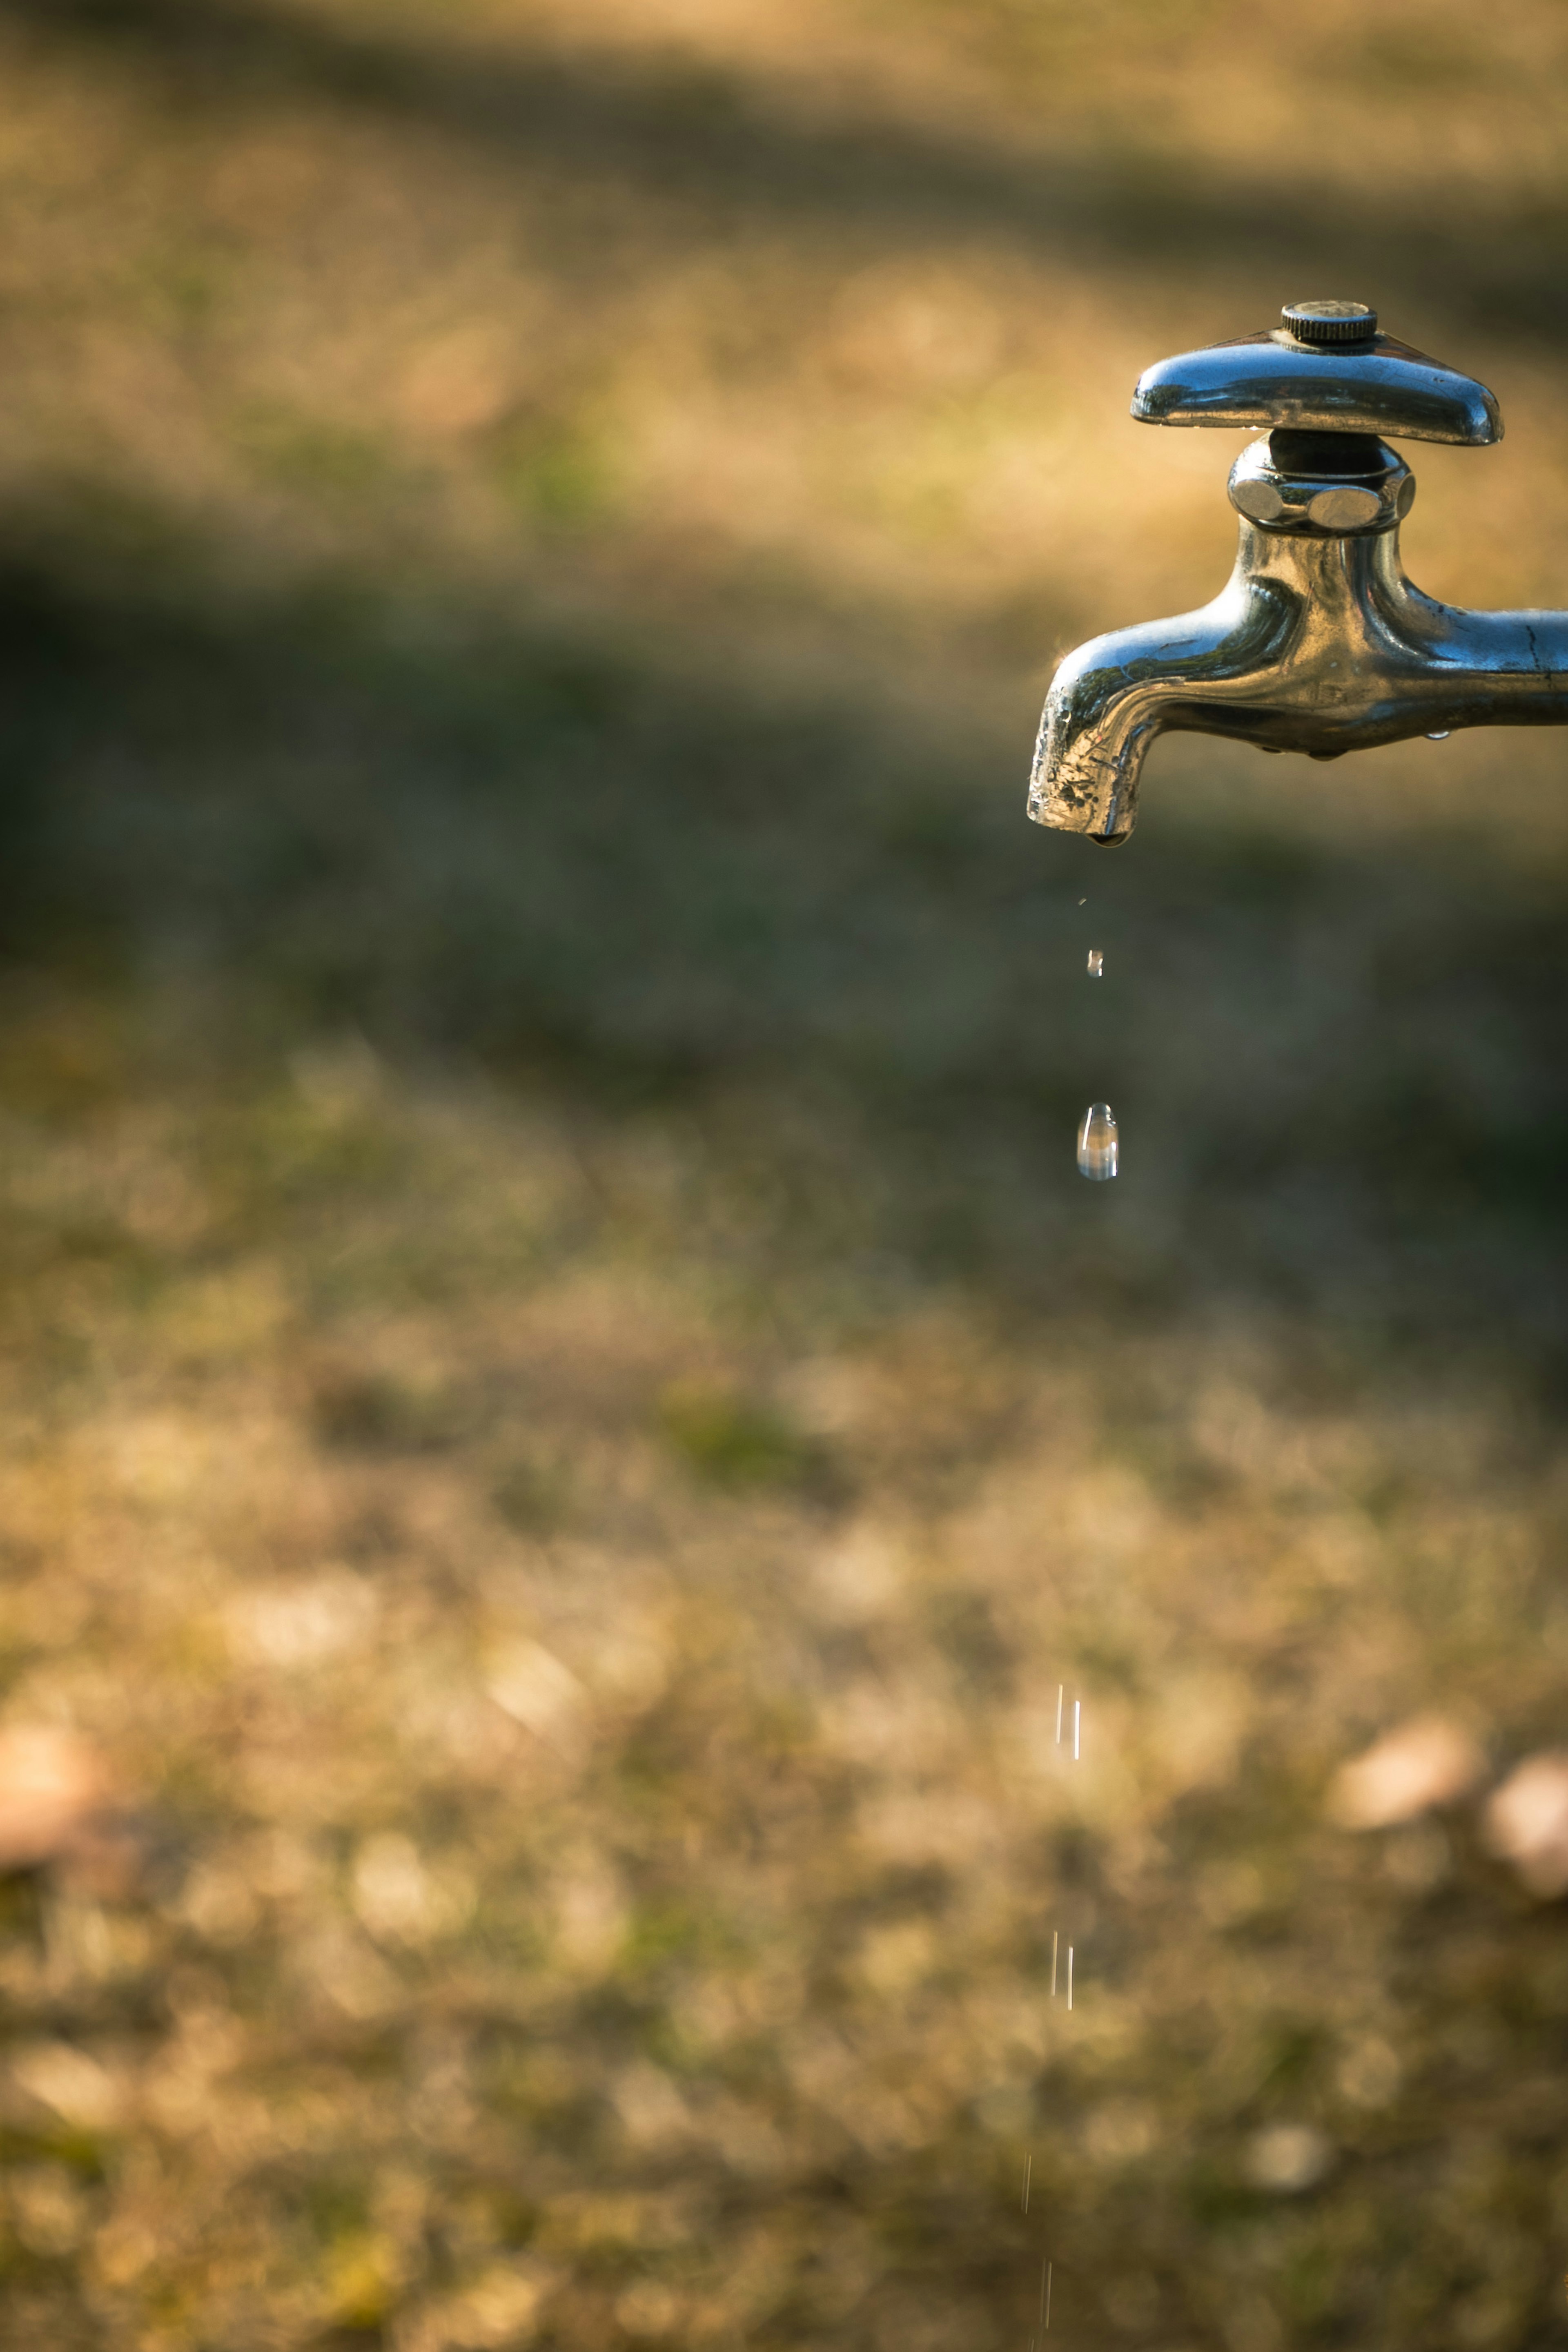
[1029,299,1568,845]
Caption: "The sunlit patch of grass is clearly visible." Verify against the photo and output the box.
[1353,26,1497,87]
[655,1378,828,1491]
[491,1447,576,1534]
[121,243,236,334]
[310,1365,468,1453]
[487,409,621,529]
[233,402,412,508]
[319,2229,402,2332]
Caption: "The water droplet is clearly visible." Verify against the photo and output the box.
[1077,897,1087,905]
[1086,948,1104,978]
[1426,729,1450,741]
[1076,1103,1118,1181]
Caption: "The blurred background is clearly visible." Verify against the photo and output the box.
[0,0,1566,2345]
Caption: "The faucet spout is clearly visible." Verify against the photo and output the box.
[1031,471,1568,844]
[1029,564,1298,842]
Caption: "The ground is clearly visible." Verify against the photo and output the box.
[0,1,1566,2346]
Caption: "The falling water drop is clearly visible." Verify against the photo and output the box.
[1076,1103,1118,1181]
[1086,948,1104,978]
[1426,729,1450,741]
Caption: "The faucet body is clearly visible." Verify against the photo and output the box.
[1029,307,1568,843]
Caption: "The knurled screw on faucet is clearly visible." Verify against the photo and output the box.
[1282,300,1378,346]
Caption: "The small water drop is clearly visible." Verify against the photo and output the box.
[1077,897,1087,906]
[1426,729,1450,741]
[1076,1103,1118,1181]
[1086,948,1104,978]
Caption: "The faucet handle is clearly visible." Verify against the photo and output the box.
[1132,303,1501,446]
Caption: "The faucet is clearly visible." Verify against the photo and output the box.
[1029,299,1568,845]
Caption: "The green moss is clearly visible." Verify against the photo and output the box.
[488,413,618,528]
[656,1381,823,1490]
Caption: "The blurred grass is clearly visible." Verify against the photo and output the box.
[0,1,1566,2348]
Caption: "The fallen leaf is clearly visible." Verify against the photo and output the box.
[1243,2121,1334,2195]
[1483,1752,1568,1898]
[484,1639,587,1746]
[10,2040,126,2132]
[1327,1715,1482,1830]
[0,1726,108,1873]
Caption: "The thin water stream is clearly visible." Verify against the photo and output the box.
[1033,907,1118,2334]
[1075,896,1120,1179]
[1021,1682,1087,2338]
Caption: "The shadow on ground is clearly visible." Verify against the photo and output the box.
[3,495,1566,1370]
[8,0,1568,340]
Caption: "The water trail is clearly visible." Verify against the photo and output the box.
[1067,1946,1074,2010]
[1055,1685,1064,1744]
[1073,1699,1081,1761]
[1086,948,1103,978]
[1076,1104,1118,1181]
[1042,2258,1052,2333]
[1050,1929,1058,1997]
[1021,2153,1031,2212]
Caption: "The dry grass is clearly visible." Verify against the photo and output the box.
[0,2,1566,2347]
